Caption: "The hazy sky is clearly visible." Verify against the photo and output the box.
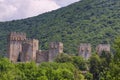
[0,0,80,22]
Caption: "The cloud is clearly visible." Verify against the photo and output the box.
[0,0,80,22]
[0,0,60,21]
[54,0,80,6]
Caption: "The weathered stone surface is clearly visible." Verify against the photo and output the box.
[21,39,39,62]
[48,42,63,61]
[8,32,111,63]
[8,32,26,62]
[96,44,110,55]
[8,32,64,63]
[78,43,91,60]
[36,50,49,63]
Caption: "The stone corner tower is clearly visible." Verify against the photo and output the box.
[21,39,39,62]
[48,42,63,61]
[78,43,91,60]
[96,44,110,55]
[8,32,26,62]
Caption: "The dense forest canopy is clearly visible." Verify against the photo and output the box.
[0,37,120,80]
[0,0,120,79]
[0,0,120,55]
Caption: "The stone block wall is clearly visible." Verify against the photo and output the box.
[7,32,111,63]
[21,39,39,62]
[36,50,49,63]
[8,32,26,62]
[96,44,110,55]
[78,43,91,60]
[48,42,63,61]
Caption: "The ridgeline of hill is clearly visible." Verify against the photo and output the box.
[0,0,120,55]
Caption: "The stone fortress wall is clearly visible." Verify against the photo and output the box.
[8,32,26,62]
[78,43,91,60]
[8,32,63,63]
[8,32,110,63]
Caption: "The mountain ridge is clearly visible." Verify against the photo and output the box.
[0,0,120,54]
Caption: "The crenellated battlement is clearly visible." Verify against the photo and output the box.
[96,44,110,55]
[9,32,26,41]
[79,43,91,51]
[7,32,111,63]
[78,43,91,60]
[49,42,63,61]
[21,39,39,62]
[49,42,63,49]
[23,39,39,46]
[8,32,26,62]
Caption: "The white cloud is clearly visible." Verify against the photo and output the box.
[0,0,60,21]
[0,0,80,22]
[54,0,80,6]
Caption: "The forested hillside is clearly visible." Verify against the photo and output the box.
[0,0,120,55]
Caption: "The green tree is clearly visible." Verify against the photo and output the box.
[16,62,38,80]
[84,72,93,80]
[38,62,85,80]
[106,37,120,80]
[72,56,87,71]
[0,58,22,80]
[89,54,101,80]
[55,53,73,63]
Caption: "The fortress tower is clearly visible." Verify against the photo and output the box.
[78,43,91,60]
[48,42,63,61]
[8,32,26,62]
[21,39,39,62]
[96,44,110,55]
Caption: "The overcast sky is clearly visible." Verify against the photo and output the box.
[0,0,80,22]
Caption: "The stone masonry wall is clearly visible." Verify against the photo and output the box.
[48,42,63,61]
[36,50,49,63]
[8,32,26,62]
[21,39,39,62]
[78,43,91,60]
[96,44,110,55]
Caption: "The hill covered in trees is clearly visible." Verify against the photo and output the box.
[0,0,120,54]
[0,37,120,80]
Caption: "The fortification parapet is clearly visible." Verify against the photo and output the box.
[49,42,63,61]
[49,42,63,53]
[9,32,26,41]
[8,32,26,62]
[21,39,39,62]
[96,44,110,55]
[78,43,91,60]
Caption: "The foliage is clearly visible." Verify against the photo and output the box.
[89,54,101,80]
[0,58,24,80]
[0,0,120,79]
[1,36,120,80]
[55,53,73,63]
[0,58,85,80]
[106,37,120,80]
[0,0,120,55]
[55,54,87,71]
[72,56,87,71]
[84,72,93,80]
[89,37,120,80]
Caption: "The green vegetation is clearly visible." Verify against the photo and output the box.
[0,58,85,80]
[0,0,120,55]
[1,37,120,80]
[0,0,120,79]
